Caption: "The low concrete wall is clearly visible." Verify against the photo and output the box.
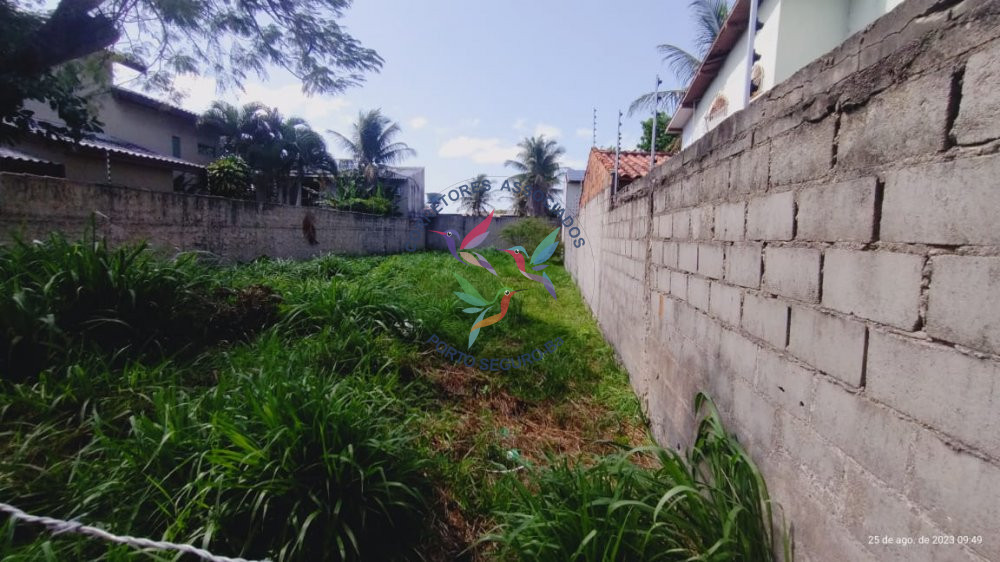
[567,1,1000,560]
[424,215,540,252]
[0,174,423,261]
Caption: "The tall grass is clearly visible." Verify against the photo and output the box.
[0,231,277,381]
[486,393,791,561]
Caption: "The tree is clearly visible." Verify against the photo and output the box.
[328,109,416,190]
[637,112,679,153]
[460,174,493,217]
[199,101,334,204]
[1,0,382,142]
[628,0,730,116]
[504,136,565,218]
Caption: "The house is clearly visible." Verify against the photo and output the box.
[12,61,219,192]
[580,148,671,207]
[563,168,584,218]
[667,0,906,146]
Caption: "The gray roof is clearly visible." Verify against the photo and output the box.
[0,146,58,165]
[566,168,585,182]
[79,132,203,169]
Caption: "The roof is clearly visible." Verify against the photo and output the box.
[589,148,671,184]
[111,86,201,121]
[77,132,203,170]
[565,168,585,182]
[0,146,58,165]
[667,0,751,132]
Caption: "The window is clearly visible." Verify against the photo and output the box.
[171,136,181,158]
[197,143,216,157]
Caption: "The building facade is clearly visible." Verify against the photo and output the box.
[668,0,906,146]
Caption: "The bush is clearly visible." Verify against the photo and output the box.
[325,196,395,216]
[0,231,278,381]
[486,393,790,561]
[206,155,253,199]
[500,217,564,263]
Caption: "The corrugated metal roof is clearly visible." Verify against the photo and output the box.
[566,168,585,182]
[78,132,203,169]
[111,87,201,121]
[0,146,59,165]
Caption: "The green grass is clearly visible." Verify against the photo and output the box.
[0,235,788,561]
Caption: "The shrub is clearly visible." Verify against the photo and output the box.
[0,231,278,380]
[325,196,395,215]
[486,393,791,561]
[500,217,564,263]
[206,155,253,199]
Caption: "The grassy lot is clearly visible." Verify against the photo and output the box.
[0,233,787,561]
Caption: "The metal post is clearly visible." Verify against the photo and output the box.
[650,74,662,172]
[613,110,622,196]
[592,107,597,147]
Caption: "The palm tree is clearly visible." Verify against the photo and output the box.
[460,174,493,216]
[505,136,565,217]
[628,0,730,116]
[200,102,334,204]
[328,109,416,190]
[282,118,336,205]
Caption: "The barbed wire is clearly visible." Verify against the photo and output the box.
[0,502,270,562]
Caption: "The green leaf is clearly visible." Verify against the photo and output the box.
[455,291,488,307]
[453,272,487,303]
[530,227,561,265]
[462,307,485,313]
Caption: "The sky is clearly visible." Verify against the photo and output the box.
[117,0,700,206]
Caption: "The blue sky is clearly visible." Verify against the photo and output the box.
[126,0,700,206]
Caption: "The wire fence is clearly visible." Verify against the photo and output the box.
[0,502,270,562]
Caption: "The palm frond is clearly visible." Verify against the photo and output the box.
[627,89,685,117]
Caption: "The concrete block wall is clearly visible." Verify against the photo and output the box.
[566,1,1000,560]
[0,174,423,261]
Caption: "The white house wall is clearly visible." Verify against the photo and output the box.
[775,0,851,84]
[848,0,906,35]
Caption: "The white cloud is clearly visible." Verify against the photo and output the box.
[460,117,481,128]
[534,123,562,138]
[575,127,592,139]
[438,136,519,164]
[512,118,526,130]
[408,116,429,129]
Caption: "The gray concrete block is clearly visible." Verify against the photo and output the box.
[741,293,789,348]
[747,191,795,241]
[883,154,1000,245]
[756,348,815,421]
[725,243,763,289]
[838,71,950,169]
[812,378,917,485]
[719,327,759,383]
[709,282,742,327]
[796,177,877,242]
[789,306,867,387]
[662,242,679,268]
[927,256,1000,355]
[670,271,688,300]
[690,205,714,240]
[697,243,724,279]
[678,242,699,273]
[763,246,822,302]
[910,430,1000,561]
[672,210,691,240]
[955,41,1000,145]
[714,201,746,241]
[770,120,835,185]
[868,330,1000,459]
[730,142,769,194]
[687,276,710,312]
[822,250,923,330]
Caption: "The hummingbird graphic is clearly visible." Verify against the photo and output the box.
[504,226,560,300]
[452,272,518,348]
[429,210,497,275]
